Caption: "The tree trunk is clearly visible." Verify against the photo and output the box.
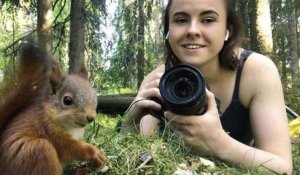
[136,0,145,89]
[37,0,53,52]
[280,34,288,93]
[238,0,251,49]
[249,0,273,56]
[97,94,135,115]
[287,0,299,93]
[69,0,85,74]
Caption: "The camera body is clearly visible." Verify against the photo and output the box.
[158,64,208,115]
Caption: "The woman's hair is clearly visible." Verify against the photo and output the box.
[163,0,243,70]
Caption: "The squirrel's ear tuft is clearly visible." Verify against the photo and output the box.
[77,66,89,80]
[49,58,65,94]
[19,42,46,66]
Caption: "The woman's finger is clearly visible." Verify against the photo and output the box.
[133,98,162,111]
[164,111,197,126]
[205,89,217,111]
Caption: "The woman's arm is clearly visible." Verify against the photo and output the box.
[165,54,293,174]
[230,53,292,173]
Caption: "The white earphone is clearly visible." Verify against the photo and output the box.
[225,30,229,41]
[165,31,170,40]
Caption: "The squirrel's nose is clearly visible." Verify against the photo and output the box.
[86,116,95,123]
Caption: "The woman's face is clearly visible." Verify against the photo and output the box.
[168,0,228,68]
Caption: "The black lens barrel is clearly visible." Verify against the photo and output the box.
[159,64,207,115]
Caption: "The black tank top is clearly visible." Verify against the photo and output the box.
[220,50,253,144]
[150,51,253,144]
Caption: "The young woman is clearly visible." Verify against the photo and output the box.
[120,0,293,174]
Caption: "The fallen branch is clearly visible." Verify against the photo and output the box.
[97,94,135,115]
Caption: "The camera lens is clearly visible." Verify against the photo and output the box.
[173,78,193,99]
[159,64,207,115]
[169,73,197,101]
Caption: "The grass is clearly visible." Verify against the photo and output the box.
[291,138,300,174]
[64,115,300,175]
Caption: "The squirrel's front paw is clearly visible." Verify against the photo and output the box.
[84,144,106,167]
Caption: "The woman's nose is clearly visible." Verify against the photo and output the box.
[187,21,201,38]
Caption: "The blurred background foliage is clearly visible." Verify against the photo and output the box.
[0,0,299,111]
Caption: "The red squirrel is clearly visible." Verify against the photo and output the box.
[0,43,106,175]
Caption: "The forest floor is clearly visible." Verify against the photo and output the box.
[64,115,300,175]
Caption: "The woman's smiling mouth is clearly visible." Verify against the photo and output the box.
[182,44,205,49]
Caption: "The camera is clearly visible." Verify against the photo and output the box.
[159,64,208,115]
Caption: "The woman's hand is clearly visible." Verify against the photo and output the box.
[165,89,228,155]
[122,65,165,129]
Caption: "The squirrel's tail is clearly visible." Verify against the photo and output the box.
[0,43,63,131]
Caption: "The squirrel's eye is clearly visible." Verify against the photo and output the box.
[63,96,73,106]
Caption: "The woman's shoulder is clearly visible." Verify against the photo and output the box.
[239,49,279,75]
[238,49,282,106]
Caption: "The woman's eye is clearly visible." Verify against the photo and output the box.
[63,96,73,106]
[202,18,215,24]
[175,18,188,24]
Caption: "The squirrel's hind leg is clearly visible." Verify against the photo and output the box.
[7,138,62,175]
